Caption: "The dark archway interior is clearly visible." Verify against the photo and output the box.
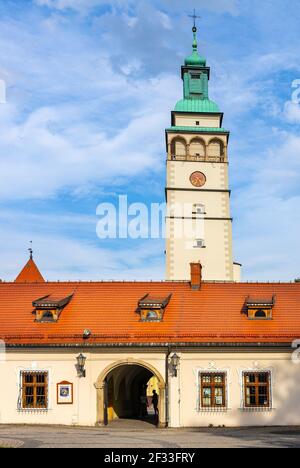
[105,365,159,425]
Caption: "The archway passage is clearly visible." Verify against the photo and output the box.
[106,365,158,425]
[95,360,166,428]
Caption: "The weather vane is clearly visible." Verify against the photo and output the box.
[29,241,33,260]
[189,9,201,30]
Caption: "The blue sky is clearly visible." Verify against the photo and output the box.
[0,0,300,281]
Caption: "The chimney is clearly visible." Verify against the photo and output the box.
[190,262,202,290]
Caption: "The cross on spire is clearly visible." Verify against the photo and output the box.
[189,9,201,30]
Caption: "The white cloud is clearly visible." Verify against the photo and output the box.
[35,0,240,15]
[0,223,165,281]
[232,132,300,281]
[157,11,172,30]
[0,10,180,200]
[0,97,170,199]
[35,0,107,13]
[161,0,239,15]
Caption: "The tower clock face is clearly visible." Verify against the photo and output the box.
[190,171,206,188]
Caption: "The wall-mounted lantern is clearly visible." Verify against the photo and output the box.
[169,353,180,377]
[76,353,87,378]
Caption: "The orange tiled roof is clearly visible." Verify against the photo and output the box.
[14,259,45,284]
[0,281,300,346]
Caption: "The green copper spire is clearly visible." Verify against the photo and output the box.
[185,18,206,67]
[174,12,220,114]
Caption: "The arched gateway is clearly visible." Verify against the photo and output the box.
[95,359,167,428]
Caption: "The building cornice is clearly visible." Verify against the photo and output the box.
[5,342,294,351]
[166,216,233,222]
[166,187,231,194]
[166,126,229,135]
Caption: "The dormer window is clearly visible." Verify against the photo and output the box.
[138,294,172,322]
[39,311,57,323]
[255,309,267,319]
[33,294,73,323]
[146,310,160,321]
[245,296,275,320]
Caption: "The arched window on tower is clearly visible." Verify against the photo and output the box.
[171,137,187,160]
[189,138,205,161]
[207,139,224,162]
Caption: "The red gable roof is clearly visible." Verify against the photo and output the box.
[14,259,45,284]
[0,281,300,346]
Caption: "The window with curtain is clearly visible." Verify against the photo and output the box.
[200,373,226,408]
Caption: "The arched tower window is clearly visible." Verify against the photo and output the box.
[171,137,187,160]
[189,138,205,160]
[207,139,224,161]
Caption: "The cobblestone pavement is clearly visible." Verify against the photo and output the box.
[0,421,300,448]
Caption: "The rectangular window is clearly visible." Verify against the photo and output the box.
[243,372,271,408]
[200,373,226,408]
[21,372,48,410]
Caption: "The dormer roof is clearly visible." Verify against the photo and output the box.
[33,294,73,309]
[246,296,276,308]
[138,294,172,309]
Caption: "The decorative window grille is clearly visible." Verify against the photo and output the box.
[200,373,227,409]
[19,371,49,410]
[243,372,271,409]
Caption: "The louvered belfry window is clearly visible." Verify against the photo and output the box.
[21,371,48,409]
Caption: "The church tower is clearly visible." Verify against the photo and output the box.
[165,23,241,282]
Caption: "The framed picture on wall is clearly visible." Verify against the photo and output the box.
[57,381,73,405]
